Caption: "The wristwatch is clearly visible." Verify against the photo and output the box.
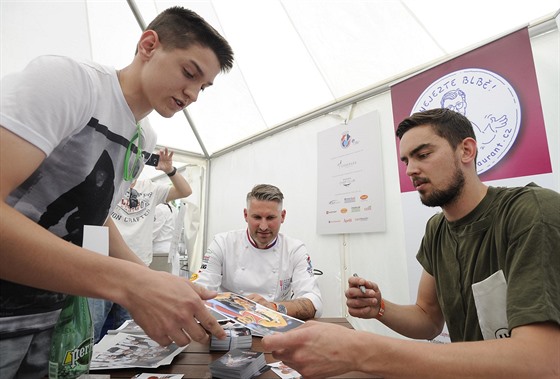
[275,303,287,315]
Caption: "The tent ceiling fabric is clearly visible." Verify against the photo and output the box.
[1,0,558,157]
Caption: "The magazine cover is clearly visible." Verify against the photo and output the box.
[90,333,186,370]
[205,292,305,337]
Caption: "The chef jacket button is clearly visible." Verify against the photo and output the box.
[241,267,245,270]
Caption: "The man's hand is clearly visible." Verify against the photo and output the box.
[155,147,174,174]
[245,293,276,309]
[345,275,382,319]
[262,321,359,379]
[122,269,226,346]
[245,293,317,320]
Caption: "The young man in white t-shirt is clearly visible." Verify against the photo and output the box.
[0,6,233,377]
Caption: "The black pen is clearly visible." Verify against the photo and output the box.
[353,273,366,294]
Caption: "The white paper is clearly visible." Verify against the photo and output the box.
[82,225,109,256]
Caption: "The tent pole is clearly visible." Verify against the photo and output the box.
[126,0,146,30]
[182,109,211,160]
[202,159,212,259]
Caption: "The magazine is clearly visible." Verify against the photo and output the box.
[205,292,305,337]
[89,333,186,370]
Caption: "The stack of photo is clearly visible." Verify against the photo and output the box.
[209,348,267,379]
[210,322,252,351]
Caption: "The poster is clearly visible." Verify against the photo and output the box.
[317,111,386,234]
[391,27,551,193]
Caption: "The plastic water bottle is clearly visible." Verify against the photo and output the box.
[48,295,94,378]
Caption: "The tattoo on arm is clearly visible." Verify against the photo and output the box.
[289,298,316,320]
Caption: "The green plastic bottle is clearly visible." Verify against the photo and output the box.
[48,295,94,378]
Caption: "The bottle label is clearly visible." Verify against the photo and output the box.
[62,337,93,368]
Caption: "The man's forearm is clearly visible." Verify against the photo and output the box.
[0,202,145,301]
[284,298,316,320]
[357,323,559,379]
[167,170,192,201]
[378,300,444,340]
[106,217,145,265]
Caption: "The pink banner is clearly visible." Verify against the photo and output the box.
[391,28,551,193]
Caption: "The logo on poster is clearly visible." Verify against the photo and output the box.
[340,132,352,148]
[340,132,359,149]
[412,68,521,174]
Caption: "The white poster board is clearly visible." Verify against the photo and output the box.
[317,111,386,234]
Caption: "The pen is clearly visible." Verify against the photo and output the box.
[353,273,366,294]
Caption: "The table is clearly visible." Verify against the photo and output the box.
[93,317,380,378]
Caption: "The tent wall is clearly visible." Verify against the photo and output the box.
[205,23,559,335]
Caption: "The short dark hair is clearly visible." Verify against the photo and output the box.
[396,108,476,150]
[246,184,284,207]
[145,6,234,72]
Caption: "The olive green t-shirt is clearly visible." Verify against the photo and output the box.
[417,183,560,342]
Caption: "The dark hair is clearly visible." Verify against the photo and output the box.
[145,6,234,72]
[246,184,284,206]
[396,108,476,150]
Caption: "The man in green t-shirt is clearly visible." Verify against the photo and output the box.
[262,108,560,378]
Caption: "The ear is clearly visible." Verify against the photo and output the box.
[281,209,286,223]
[137,30,160,60]
[243,208,248,221]
[460,137,478,164]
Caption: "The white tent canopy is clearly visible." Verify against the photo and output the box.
[2,0,558,159]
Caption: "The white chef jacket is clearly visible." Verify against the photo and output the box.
[194,229,323,317]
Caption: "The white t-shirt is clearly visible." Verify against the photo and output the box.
[193,229,323,317]
[111,180,170,265]
[0,54,155,320]
[152,203,176,254]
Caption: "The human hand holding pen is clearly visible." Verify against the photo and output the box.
[345,274,384,319]
[353,273,367,294]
